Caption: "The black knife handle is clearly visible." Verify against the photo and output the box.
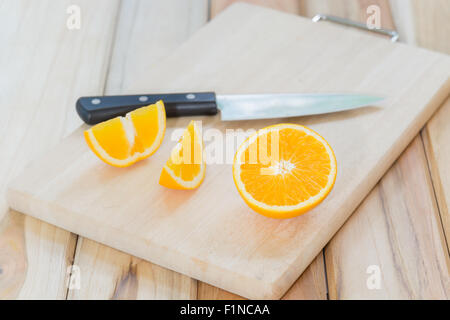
[76,92,218,125]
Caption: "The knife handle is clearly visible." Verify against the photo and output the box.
[76,92,218,125]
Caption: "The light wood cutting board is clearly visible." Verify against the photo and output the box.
[7,4,450,299]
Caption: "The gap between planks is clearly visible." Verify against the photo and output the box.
[421,99,450,256]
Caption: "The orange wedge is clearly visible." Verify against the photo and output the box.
[84,101,166,167]
[233,123,336,219]
[159,120,205,190]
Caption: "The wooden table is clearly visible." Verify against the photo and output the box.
[0,0,448,300]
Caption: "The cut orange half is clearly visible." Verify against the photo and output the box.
[84,101,166,167]
[233,123,337,219]
[159,120,205,190]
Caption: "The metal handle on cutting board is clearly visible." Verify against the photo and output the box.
[312,14,399,42]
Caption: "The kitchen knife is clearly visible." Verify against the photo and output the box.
[76,92,383,124]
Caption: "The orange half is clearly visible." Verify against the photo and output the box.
[84,100,166,167]
[233,123,337,219]
[159,120,205,190]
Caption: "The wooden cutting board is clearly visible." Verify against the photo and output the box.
[7,4,450,299]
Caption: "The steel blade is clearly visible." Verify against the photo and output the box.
[217,93,383,121]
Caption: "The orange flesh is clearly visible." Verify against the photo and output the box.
[90,118,131,160]
[165,122,202,181]
[128,105,160,153]
[239,128,332,206]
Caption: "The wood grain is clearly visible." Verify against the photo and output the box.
[68,238,196,299]
[210,0,302,18]
[7,4,450,299]
[325,137,449,299]
[0,0,120,299]
[0,213,27,299]
[423,99,450,252]
[409,0,450,54]
[388,0,417,45]
[66,0,208,300]
[281,253,327,300]
[397,0,450,253]
[391,0,450,53]
[0,213,77,299]
[392,0,450,274]
[106,0,209,92]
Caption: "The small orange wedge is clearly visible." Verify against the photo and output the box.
[84,101,166,167]
[233,123,337,219]
[159,120,205,190]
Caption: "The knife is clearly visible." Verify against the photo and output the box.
[76,92,383,125]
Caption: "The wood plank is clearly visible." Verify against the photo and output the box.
[391,0,450,52]
[409,0,450,54]
[68,238,196,299]
[67,0,208,300]
[0,0,120,299]
[392,0,450,252]
[0,212,77,299]
[300,0,360,21]
[391,0,450,262]
[7,4,450,299]
[210,0,302,19]
[299,0,450,299]
[388,0,417,44]
[199,0,328,300]
[423,99,450,251]
[281,253,327,300]
[198,283,245,300]
[106,0,209,92]
[325,137,449,299]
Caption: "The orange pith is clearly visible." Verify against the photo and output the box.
[159,120,205,190]
[84,101,166,167]
[233,123,336,219]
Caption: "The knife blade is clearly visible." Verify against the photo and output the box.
[76,92,383,125]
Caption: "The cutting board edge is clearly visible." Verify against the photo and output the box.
[6,186,290,300]
[6,76,450,301]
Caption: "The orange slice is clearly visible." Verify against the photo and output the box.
[84,101,166,167]
[159,120,205,190]
[233,123,336,219]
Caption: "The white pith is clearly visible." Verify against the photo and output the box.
[264,159,295,175]
[87,102,165,166]
[122,115,136,147]
[233,124,336,212]
[163,162,205,188]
